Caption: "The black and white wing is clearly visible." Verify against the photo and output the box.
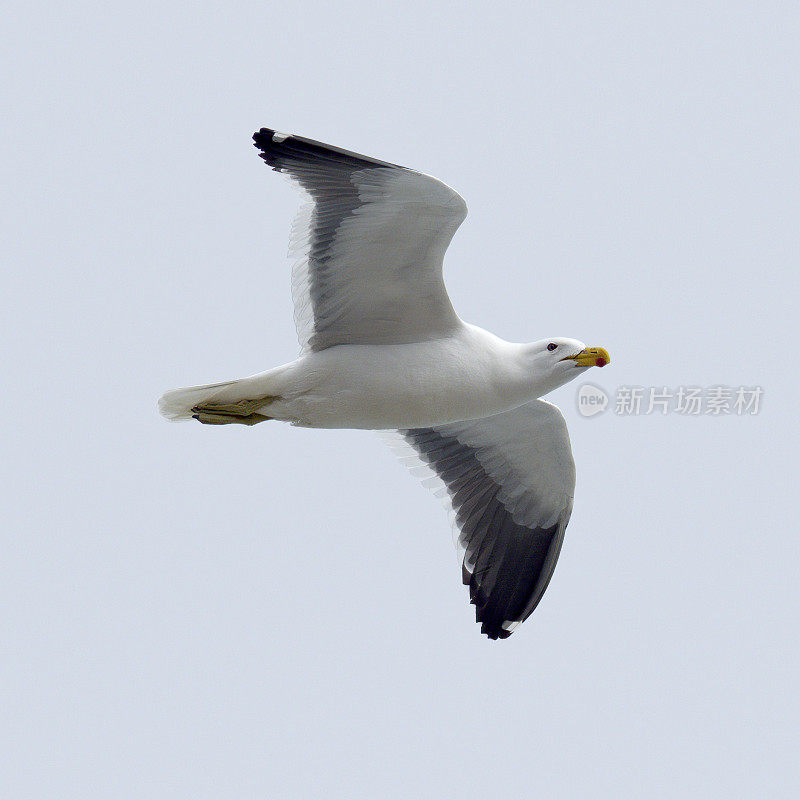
[400,400,576,639]
[253,128,467,352]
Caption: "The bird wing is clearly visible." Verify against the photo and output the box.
[399,400,576,639]
[253,128,467,352]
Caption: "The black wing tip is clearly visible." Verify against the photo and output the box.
[468,519,563,641]
[252,127,282,169]
[251,126,403,171]
[253,127,274,145]
[479,615,514,639]
[483,626,513,640]
[468,581,514,639]
[474,600,517,639]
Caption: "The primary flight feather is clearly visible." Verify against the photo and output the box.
[159,127,610,639]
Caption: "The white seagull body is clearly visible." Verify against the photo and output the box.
[160,128,610,639]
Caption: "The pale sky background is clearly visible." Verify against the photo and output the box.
[3,2,799,798]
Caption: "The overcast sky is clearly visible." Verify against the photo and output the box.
[3,2,799,797]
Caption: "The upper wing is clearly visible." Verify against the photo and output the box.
[400,400,576,639]
[253,128,467,352]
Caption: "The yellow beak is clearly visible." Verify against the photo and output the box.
[562,346,611,368]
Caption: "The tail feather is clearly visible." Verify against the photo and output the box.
[158,380,240,421]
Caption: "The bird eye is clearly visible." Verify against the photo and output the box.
[547,343,558,351]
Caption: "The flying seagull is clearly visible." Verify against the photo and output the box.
[159,127,610,639]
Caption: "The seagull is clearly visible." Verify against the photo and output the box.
[159,127,610,639]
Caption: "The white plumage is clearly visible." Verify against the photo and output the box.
[159,127,610,639]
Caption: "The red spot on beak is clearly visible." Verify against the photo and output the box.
[596,357,607,367]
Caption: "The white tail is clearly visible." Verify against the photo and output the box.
[158,380,241,421]
[159,364,290,423]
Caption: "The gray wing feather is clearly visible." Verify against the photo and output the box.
[253,128,467,352]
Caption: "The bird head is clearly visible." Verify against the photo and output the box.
[525,338,611,394]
